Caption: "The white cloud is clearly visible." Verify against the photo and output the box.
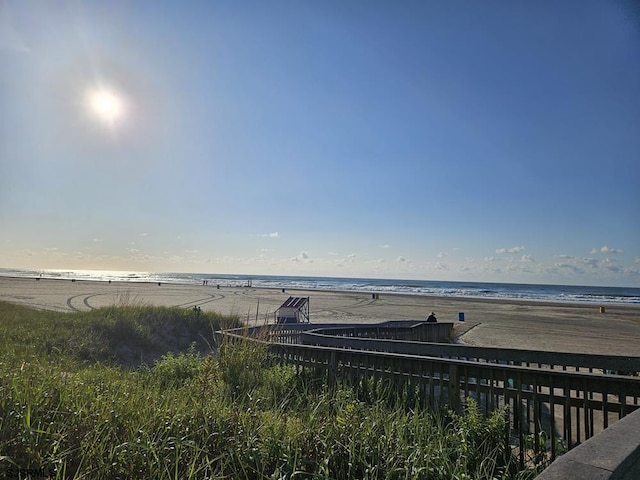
[554,255,600,270]
[547,254,640,284]
[590,245,623,254]
[437,251,448,258]
[345,253,357,263]
[204,255,240,264]
[291,251,312,263]
[261,231,280,239]
[247,253,268,263]
[396,256,407,263]
[521,254,535,263]
[603,263,622,273]
[554,263,584,275]
[496,246,525,254]
[575,257,599,268]
[626,261,640,276]
[379,244,390,249]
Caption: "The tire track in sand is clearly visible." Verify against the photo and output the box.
[173,293,225,309]
[66,293,102,311]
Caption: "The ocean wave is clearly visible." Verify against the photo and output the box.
[1,269,638,305]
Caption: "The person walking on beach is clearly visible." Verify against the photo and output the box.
[427,312,437,323]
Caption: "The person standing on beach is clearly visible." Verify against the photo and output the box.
[427,312,437,322]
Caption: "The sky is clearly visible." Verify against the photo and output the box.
[1,1,639,287]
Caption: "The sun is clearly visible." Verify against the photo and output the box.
[85,87,127,126]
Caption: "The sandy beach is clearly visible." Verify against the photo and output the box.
[1,276,638,356]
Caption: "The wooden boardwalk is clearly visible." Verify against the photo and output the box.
[218,321,640,467]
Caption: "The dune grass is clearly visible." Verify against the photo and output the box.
[0,301,534,479]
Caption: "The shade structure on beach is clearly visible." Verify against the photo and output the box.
[276,296,310,323]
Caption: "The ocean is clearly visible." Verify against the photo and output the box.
[1,268,639,305]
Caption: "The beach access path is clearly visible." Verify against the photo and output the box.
[1,276,638,356]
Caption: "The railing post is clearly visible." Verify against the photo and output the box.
[449,364,460,412]
[328,350,337,389]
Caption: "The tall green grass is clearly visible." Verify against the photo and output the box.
[0,301,533,479]
[0,301,240,368]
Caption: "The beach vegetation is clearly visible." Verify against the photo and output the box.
[0,301,533,479]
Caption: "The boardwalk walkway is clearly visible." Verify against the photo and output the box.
[218,321,640,470]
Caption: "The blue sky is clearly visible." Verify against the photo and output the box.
[1,1,639,286]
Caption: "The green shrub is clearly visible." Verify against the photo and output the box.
[152,343,202,387]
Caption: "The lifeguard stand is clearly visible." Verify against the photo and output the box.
[276,296,310,324]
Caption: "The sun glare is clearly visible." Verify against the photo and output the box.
[85,87,127,126]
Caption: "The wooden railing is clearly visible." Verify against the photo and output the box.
[301,328,640,373]
[218,322,640,468]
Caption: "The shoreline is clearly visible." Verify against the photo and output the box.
[1,273,638,307]
[1,275,639,356]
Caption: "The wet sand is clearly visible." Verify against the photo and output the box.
[1,276,639,356]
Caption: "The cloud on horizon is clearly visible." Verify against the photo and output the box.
[291,251,312,263]
[590,245,623,254]
[496,246,525,254]
[554,263,584,275]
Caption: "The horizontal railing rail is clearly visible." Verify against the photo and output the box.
[224,323,640,373]
[301,330,640,374]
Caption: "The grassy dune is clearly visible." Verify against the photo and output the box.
[0,301,533,479]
